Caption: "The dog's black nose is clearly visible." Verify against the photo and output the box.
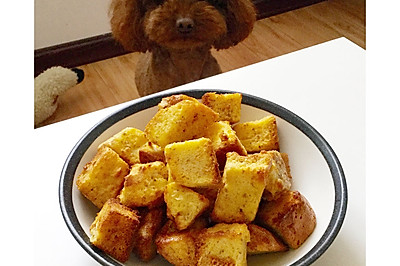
[176,17,194,33]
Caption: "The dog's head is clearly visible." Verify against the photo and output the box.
[110,0,256,51]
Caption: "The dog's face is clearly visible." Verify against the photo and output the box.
[110,0,256,52]
[144,0,227,50]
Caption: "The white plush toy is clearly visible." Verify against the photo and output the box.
[34,66,84,126]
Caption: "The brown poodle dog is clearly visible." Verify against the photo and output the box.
[110,0,257,96]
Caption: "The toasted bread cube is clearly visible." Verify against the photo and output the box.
[205,121,247,168]
[157,231,197,266]
[257,190,316,249]
[89,199,140,262]
[247,224,288,254]
[197,223,250,266]
[156,219,205,266]
[119,161,168,208]
[165,138,221,188]
[202,92,242,124]
[145,100,219,148]
[133,207,166,262]
[99,127,148,165]
[224,150,290,201]
[233,115,279,152]
[263,151,292,201]
[138,142,165,163]
[158,94,198,109]
[211,152,267,223]
[76,147,129,208]
[164,182,210,230]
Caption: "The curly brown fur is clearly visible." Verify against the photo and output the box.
[110,0,256,96]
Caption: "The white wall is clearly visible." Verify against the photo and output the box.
[34,0,112,49]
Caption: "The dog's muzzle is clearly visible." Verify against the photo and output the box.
[176,17,194,34]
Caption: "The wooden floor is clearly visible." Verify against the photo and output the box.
[38,0,365,128]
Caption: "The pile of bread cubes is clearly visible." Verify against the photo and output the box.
[76,92,316,265]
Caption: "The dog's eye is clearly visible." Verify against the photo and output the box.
[207,0,227,9]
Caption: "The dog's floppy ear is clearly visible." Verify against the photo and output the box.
[213,0,257,50]
[109,0,149,52]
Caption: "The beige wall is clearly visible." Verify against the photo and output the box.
[34,0,111,49]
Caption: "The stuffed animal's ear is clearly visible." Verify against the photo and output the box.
[109,0,149,52]
[213,0,257,50]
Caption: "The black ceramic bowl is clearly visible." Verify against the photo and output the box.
[59,89,347,266]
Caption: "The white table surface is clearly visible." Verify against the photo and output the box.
[33,37,365,265]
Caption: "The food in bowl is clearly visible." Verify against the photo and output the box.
[75,92,317,264]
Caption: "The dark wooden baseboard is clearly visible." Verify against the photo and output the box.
[34,33,127,77]
[254,0,324,19]
[34,0,325,77]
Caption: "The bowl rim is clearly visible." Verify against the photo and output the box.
[59,89,347,266]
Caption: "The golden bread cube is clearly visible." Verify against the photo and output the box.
[263,151,292,201]
[205,121,247,168]
[196,223,250,266]
[119,161,168,208]
[157,231,197,266]
[165,138,221,189]
[138,142,165,163]
[89,198,140,262]
[164,182,210,230]
[158,94,198,109]
[144,99,219,148]
[247,224,288,255]
[99,127,148,165]
[155,219,205,266]
[226,150,291,201]
[202,92,242,124]
[211,152,267,223]
[76,146,129,208]
[133,207,166,262]
[257,190,316,249]
[233,115,279,152]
